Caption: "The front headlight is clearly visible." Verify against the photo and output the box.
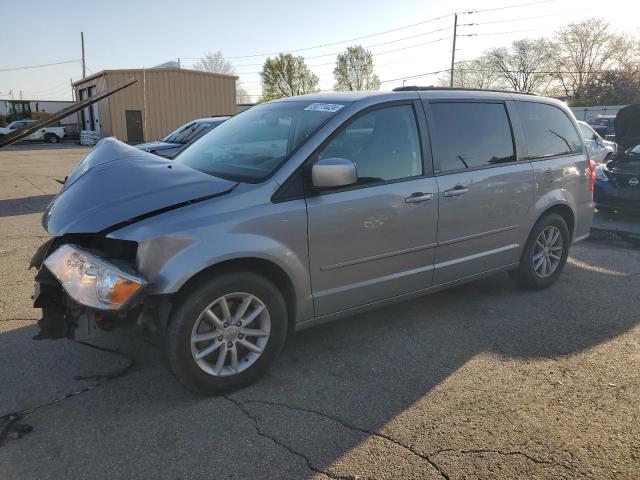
[594,164,609,182]
[44,244,147,310]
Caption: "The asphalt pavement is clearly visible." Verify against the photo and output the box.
[1,145,638,479]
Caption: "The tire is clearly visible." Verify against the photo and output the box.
[164,271,288,395]
[509,213,570,290]
[45,133,59,144]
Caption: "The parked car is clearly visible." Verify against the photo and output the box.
[593,145,640,215]
[587,115,616,142]
[0,119,65,143]
[578,120,616,163]
[32,88,593,394]
[136,117,229,158]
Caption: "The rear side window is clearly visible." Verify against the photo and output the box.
[429,102,516,173]
[516,102,582,159]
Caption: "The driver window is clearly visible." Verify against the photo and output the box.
[317,105,423,184]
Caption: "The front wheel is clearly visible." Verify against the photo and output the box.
[509,213,570,290]
[164,271,288,395]
[44,133,59,144]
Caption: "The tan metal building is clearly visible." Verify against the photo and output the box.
[72,68,237,143]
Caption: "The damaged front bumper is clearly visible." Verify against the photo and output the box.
[31,238,171,341]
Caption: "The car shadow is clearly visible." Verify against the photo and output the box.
[1,242,638,478]
[0,194,55,218]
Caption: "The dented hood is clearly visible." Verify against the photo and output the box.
[43,137,236,236]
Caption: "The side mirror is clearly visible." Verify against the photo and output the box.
[312,157,357,189]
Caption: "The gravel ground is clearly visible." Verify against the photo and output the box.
[0,145,638,479]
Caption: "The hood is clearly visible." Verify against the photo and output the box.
[0,127,11,135]
[44,137,237,236]
[135,140,181,152]
[614,104,640,151]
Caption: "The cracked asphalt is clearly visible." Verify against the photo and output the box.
[1,145,639,479]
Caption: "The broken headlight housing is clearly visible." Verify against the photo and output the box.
[44,244,147,310]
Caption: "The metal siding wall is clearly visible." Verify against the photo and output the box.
[75,69,236,142]
[143,69,236,141]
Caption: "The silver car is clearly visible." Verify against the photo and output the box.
[578,120,616,163]
[33,88,593,394]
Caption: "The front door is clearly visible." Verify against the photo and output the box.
[125,110,144,143]
[425,100,534,285]
[306,102,439,316]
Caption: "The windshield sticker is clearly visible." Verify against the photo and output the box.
[304,103,345,113]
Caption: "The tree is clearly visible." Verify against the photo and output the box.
[193,50,249,104]
[193,51,235,75]
[439,55,504,89]
[485,39,555,93]
[260,53,319,101]
[577,69,640,106]
[333,45,380,91]
[553,18,632,100]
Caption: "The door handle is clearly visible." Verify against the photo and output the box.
[443,186,469,197]
[405,192,434,203]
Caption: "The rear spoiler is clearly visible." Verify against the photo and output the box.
[0,78,137,149]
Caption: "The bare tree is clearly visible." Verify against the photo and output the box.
[553,18,628,99]
[193,51,235,75]
[193,50,248,104]
[486,39,555,93]
[440,55,504,89]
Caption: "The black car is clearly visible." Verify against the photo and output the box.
[136,116,229,158]
[594,146,640,213]
[593,105,640,215]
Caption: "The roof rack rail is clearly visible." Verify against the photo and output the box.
[392,86,536,96]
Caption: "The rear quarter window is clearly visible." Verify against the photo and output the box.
[516,102,582,159]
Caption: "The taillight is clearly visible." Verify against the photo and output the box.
[588,159,597,192]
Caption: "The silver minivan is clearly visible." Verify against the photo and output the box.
[33,88,593,393]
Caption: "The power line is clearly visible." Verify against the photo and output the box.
[0,59,81,72]
[463,0,556,15]
[461,10,581,26]
[182,13,454,61]
[461,26,556,37]
[232,25,453,68]
[234,36,451,75]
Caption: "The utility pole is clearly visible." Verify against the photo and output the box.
[177,58,181,68]
[449,13,458,88]
[19,90,22,100]
[70,78,75,101]
[81,31,86,78]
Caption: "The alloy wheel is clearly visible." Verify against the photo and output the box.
[190,292,271,377]
[533,225,563,278]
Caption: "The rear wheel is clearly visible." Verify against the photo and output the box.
[164,271,288,395]
[44,133,59,144]
[510,213,570,289]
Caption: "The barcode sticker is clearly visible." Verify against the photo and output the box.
[304,103,345,113]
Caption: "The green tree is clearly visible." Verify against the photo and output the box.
[576,69,640,106]
[333,45,380,91]
[260,54,319,101]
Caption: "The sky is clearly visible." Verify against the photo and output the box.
[1,0,639,102]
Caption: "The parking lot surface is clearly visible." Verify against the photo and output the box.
[1,145,639,479]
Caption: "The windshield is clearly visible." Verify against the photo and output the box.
[163,122,214,144]
[175,101,346,182]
